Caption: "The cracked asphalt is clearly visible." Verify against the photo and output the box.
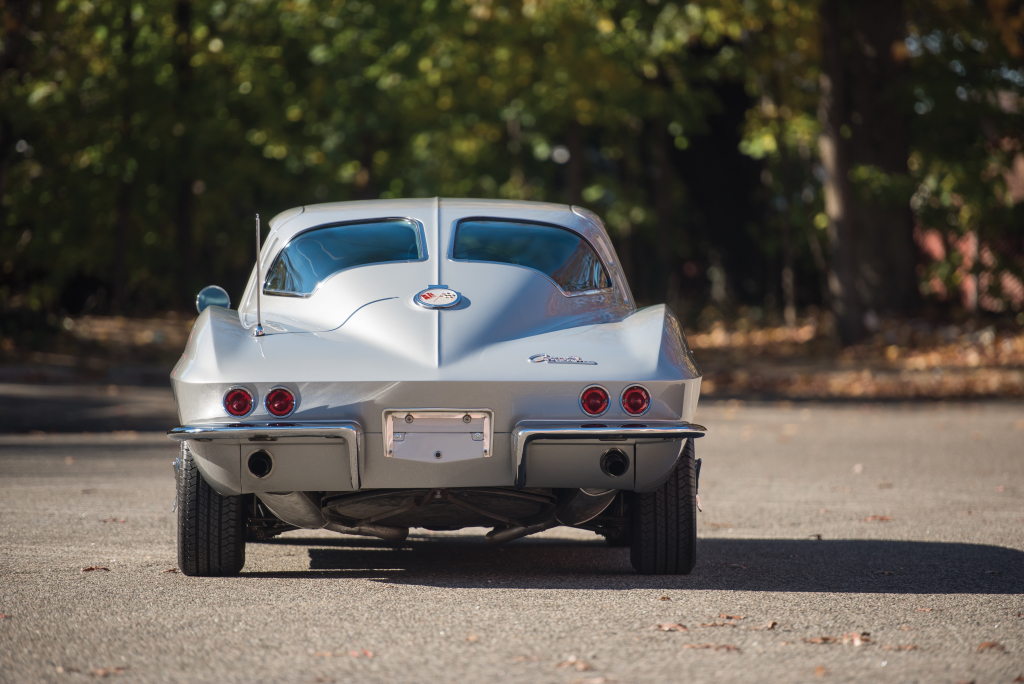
[1,400,1022,683]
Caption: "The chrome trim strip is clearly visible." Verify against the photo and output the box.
[510,420,707,490]
[167,422,363,490]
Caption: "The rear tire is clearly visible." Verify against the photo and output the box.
[629,439,697,575]
[177,443,246,577]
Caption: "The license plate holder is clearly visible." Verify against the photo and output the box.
[383,409,492,462]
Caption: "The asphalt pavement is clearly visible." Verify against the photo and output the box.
[1,400,1022,683]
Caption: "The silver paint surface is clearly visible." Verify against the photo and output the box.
[169,198,703,491]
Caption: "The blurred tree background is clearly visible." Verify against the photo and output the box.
[2,0,1023,351]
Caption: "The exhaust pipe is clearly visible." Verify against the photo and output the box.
[487,487,618,544]
[247,450,274,479]
[325,522,409,542]
[256,492,409,542]
[600,448,630,478]
[485,519,557,544]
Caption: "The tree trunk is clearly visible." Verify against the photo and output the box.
[843,0,918,315]
[0,1,34,231]
[174,0,194,309]
[653,122,680,308]
[565,119,583,205]
[113,1,135,313]
[819,0,917,339]
[819,0,866,343]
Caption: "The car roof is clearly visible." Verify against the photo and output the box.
[257,197,634,310]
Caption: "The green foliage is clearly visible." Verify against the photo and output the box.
[0,0,1021,323]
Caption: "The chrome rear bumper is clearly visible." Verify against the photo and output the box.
[168,422,362,490]
[167,419,706,493]
[511,420,706,490]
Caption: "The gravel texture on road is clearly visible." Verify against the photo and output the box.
[1,402,1022,683]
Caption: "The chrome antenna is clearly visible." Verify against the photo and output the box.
[254,213,265,337]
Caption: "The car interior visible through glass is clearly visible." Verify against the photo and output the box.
[452,219,610,293]
[264,218,422,295]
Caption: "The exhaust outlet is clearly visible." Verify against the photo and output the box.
[600,448,630,478]
[247,449,274,479]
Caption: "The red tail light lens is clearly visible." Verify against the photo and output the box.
[224,388,254,417]
[621,385,651,415]
[580,385,610,416]
[265,388,296,417]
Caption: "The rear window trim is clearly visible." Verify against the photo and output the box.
[263,216,428,298]
[447,216,615,297]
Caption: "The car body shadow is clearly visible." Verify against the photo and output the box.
[241,536,1024,594]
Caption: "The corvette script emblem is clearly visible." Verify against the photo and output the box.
[528,354,597,365]
[414,287,461,309]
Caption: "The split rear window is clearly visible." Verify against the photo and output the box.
[264,218,422,296]
[452,219,610,293]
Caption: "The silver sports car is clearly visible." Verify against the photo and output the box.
[169,198,705,576]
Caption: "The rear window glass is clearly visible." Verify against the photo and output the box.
[264,218,423,296]
[452,219,610,293]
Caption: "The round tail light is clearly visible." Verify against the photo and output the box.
[224,388,254,417]
[621,385,651,415]
[580,385,610,416]
[265,387,296,417]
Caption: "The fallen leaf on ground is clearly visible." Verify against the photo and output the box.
[752,621,778,630]
[56,667,80,673]
[699,622,735,628]
[101,518,125,523]
[841,632,871,646]
[512,656,541,662]
[814,666,828,677]
[874,570,894,575]
[556,656,591,671]
[916,608,933,612]
[804,636,838,644]
[1013,676,1024,682]
[90,667,125,676]
[0,614,10,619]
[466,635,479,643]
[719,614,745,620]
[976,641,1005,652]
[809,534,823,540]
[680,644,740,652]
[658,596,672,601]
[727,564,747,569]
[882,645,918,651]
[313,652,334,657]
[651,623,688,632]
[570,678,608,684]
[864,515,892,522]
[161,568,178,574]
[81,567,109,572]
